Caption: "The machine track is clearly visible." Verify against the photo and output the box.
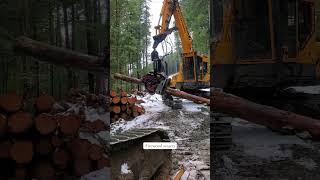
[110,129,172,179]
[211,113,232,151]
[211,86,320,154]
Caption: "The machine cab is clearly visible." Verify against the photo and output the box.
[211,0,318,90]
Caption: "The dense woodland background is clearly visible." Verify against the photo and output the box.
[317,1,320,40]
[0,0,109,100]
[0,0,318,96]
[110,0,209,91]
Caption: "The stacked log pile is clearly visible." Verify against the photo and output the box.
[0,91,110,180]
[110,90,145,122]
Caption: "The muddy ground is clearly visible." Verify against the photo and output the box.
[214,118,320,180]
[111,96,211,180]
[151,103,211,179]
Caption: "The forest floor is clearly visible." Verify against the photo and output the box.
[111,94,210,180]
[214,118,320,180]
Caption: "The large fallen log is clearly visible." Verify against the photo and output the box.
[166,88,210,104]
[14,36,106,74]
[114,73,210,105]
[114,73,143,84]
[211,90,320,139]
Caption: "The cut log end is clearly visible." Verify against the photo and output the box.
[121,97,128,104]
[0,92,23,113]
[128,97,137,105]
[35,114,57,135]
[112,96,121,104]
[60,115,81,135]
[112,106,121,114]
[10,141,33,164]
[110,90,117,97]
[36,94,55,112]
[8,112,33,134]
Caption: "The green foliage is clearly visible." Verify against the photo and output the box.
[110,0,151,91]
[180,0,209,54]
[317,1,320,41]
[0,0,107,98]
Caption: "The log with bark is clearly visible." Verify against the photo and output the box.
[211,90,320,139]
[0,92,23,113]
[14,36,106,74]
[35,114,57,135]
[114,73,143,84]
[10,141,33,164]
[114,73,320,139]
[35,94,55,112]
[8,112,33,134]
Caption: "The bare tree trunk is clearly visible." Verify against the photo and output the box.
[145,34,148,68]
[49,0,55,96]
[84,0,95,93]
[115,0,120,88]
[56,3,62,47]
[62,1,74,90]
[93,0,104,94]
[71,0,78,88]
[14,36,105,73]
[62,2,70,49]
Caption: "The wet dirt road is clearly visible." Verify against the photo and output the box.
[214,118,320,180]
[151,102,211,179]
[111,95,211,180]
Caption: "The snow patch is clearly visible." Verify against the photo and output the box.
[286,85,320,94]
[139,94,170,113]
[199,88,210,92]
[111,94,172,134]
[121,163,132,174]
[182,99,207,112]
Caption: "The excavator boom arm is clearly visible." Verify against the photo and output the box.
[154,0,193,54]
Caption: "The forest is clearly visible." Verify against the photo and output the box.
[110,0,210,91]
[317,1,320,40]
[0,0,108,100]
